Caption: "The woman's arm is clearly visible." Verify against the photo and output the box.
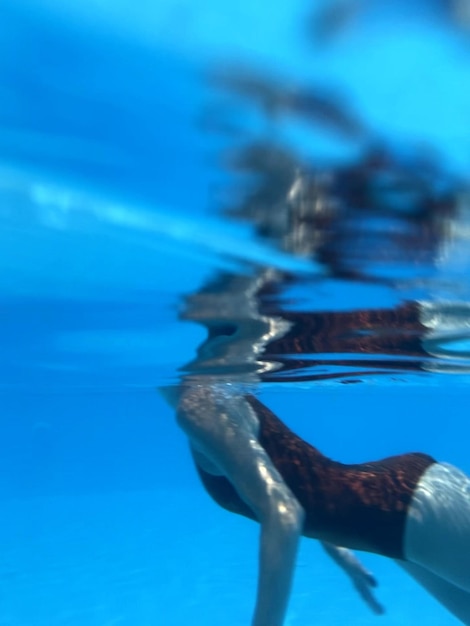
[321,542,385,615]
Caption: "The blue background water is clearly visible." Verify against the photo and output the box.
[1,1,470,625]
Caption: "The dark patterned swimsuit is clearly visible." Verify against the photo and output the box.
[195,395,436,559]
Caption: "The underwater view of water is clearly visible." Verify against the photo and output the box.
[2,1,470,625]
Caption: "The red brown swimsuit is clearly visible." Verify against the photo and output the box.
[195,395,436,559]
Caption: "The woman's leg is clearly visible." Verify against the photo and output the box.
[404,462,470,592]
[176,384,305,626]
[398,561,470,625]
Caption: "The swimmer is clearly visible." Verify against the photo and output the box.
[166,385,470,626]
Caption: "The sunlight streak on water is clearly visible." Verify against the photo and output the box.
[0,167,318,298]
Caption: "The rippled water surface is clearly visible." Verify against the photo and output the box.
[1,1,470,625]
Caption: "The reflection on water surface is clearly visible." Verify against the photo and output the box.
[1,0,470,390]
[181,12,470,384]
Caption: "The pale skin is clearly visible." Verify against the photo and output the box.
[166,383,470,626]
[176,384,304,626]
[170,384,382,626]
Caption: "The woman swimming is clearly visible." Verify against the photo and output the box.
[165,130,470,625]
[169,259,470,626]
[171,384,470,626]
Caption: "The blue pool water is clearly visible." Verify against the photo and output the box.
[2,1,470,625]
